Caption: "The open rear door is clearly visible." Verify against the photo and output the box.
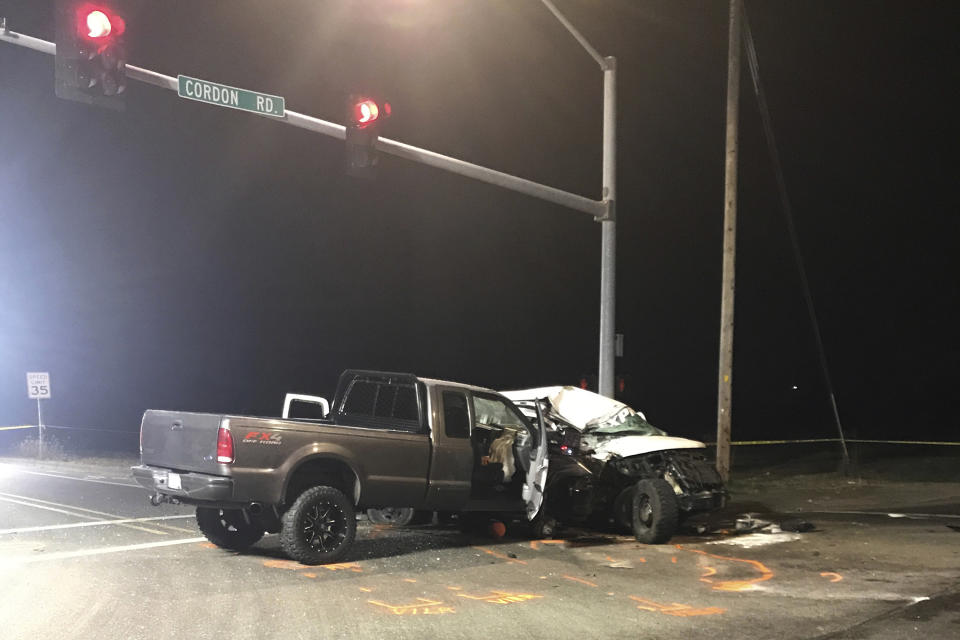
[522,400,549,519]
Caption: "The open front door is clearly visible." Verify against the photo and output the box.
[522,400,549,519]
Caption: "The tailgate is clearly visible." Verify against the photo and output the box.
[140,410,225,475]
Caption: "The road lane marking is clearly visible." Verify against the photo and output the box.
[0,492,168,535]
[0,514,194,535]
[0,536,207,565]
[1,467,139,488]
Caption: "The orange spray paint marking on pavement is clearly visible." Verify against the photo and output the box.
[821,572,843,583]
[474,546,527,564]
[368,598,455,616]
[630,596,726,617]
[563,575,598,587]
[359,587,373,593]
[303,573,317,579]
[263,559,362,573]
[404,578,418,583]
[262,559,309,571]
[699,566,718,585]
[671,557,677,563]
[447,586,462,591]
[530,539,567,550]
[677,545,774,591]
[457,590,543,605]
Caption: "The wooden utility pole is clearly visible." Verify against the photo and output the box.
[716,0,742,482]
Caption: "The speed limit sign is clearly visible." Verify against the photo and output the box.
[27,372,51,400]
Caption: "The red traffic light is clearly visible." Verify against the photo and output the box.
[85,10,111,37]
[352,99,379,127]
[80,7,125,39]
[351,98,391,128]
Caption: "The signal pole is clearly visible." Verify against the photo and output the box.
[716,0,742,482]
[539,0,617,398]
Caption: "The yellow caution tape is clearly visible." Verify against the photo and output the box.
[706,437,960,446]
[0,425,37,432]
[728,438,839,446]
[845,438,960,446]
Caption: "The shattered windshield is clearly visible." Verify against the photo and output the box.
[589,413,667,437]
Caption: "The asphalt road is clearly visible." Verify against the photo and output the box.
[1,458,958,640]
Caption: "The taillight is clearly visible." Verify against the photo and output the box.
[216,421,234,464]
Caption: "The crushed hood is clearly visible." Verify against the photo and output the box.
[502,386,708,462]
[589,435,705,459]
[501,385,644,432]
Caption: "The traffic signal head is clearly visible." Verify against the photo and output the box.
[352,99,379,128]
[345,95,390,178]
[55,1,127,110]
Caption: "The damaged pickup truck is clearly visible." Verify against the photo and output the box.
[501,386,727,544]
[133,370,547,564]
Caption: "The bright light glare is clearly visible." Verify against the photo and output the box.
[0,462,17,480]
[355,100,379,125]
[86,10,112,38]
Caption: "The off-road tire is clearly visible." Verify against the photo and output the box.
[631,478,680,544]
[281,486,356,565]
[196,507,264,551]
[366,507,432,526]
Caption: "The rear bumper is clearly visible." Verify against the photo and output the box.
[132,464,234,504]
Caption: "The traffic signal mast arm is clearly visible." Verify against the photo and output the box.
[0,24,608,220]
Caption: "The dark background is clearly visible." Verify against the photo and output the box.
[1,1,957,443]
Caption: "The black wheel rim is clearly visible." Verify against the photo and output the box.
[303,501,347,553]
[637,494,654,528]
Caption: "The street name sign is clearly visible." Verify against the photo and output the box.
[177,75,285,117]
[27,372,51,399]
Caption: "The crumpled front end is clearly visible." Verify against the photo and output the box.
[608,449,727,513]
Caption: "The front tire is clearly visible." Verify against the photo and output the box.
[631,478,680,544]
[196,507,264,551]
[281,486,356,565]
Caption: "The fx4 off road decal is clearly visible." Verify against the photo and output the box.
[242,431,283,445]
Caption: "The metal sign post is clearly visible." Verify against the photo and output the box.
[26,372,51,458]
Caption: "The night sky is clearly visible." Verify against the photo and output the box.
[1,1,957,443]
